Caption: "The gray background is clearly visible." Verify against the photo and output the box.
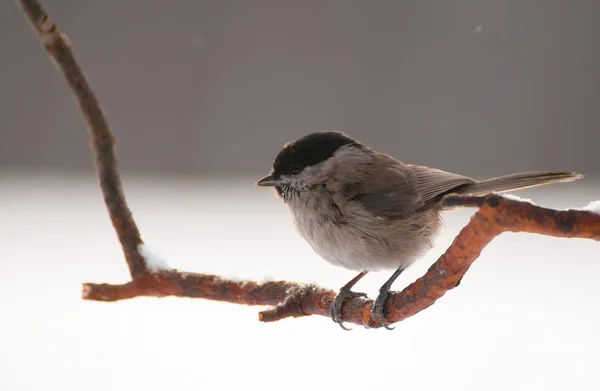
[2,0,599,177]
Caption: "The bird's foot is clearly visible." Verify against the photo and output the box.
[330,288,367,330]
[372,288,395,330]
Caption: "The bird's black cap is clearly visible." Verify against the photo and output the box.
[271,131,359,178]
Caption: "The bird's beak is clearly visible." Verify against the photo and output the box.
[256,174,278,187]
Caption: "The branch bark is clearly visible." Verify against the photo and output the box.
[19,0,146,279]
[19,0,600,329]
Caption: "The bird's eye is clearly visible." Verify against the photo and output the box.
[291,165,302,175]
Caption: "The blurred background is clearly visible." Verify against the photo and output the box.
[1,1,599,390]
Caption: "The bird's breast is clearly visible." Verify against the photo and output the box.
[287,194,441,272]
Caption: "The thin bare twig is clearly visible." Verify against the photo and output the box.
[18,0,146,279]
[19,0,600,329]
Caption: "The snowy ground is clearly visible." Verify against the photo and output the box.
[1,170,599,391]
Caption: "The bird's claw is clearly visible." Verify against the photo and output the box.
[330,289,367,330]
[372,289,395,330]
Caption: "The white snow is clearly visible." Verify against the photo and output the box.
[502,193,536,205]
[580,200,600,214]
[223,275,250,283]
[223,274,274,284]
[138,243,171,272]
[258,274,275,283]
[474,25,483,33]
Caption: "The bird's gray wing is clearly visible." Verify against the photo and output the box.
[408,164,476,205]
[344,157,477,219]
[343,153,424,220]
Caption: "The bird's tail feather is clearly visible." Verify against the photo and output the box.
[454,171,583,195]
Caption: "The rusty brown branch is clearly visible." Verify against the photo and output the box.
[82,195,600,328]
[18,0,146,279]
[20,0,600,329]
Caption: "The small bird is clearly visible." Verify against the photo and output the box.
[256,131,582,329]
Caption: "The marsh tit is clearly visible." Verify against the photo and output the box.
[256,131,581,329]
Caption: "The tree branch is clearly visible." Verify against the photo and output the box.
[81,195,600,327]
[19,0,600,329]
[19,0,146,279]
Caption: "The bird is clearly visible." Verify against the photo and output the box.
[255,130,582,329]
